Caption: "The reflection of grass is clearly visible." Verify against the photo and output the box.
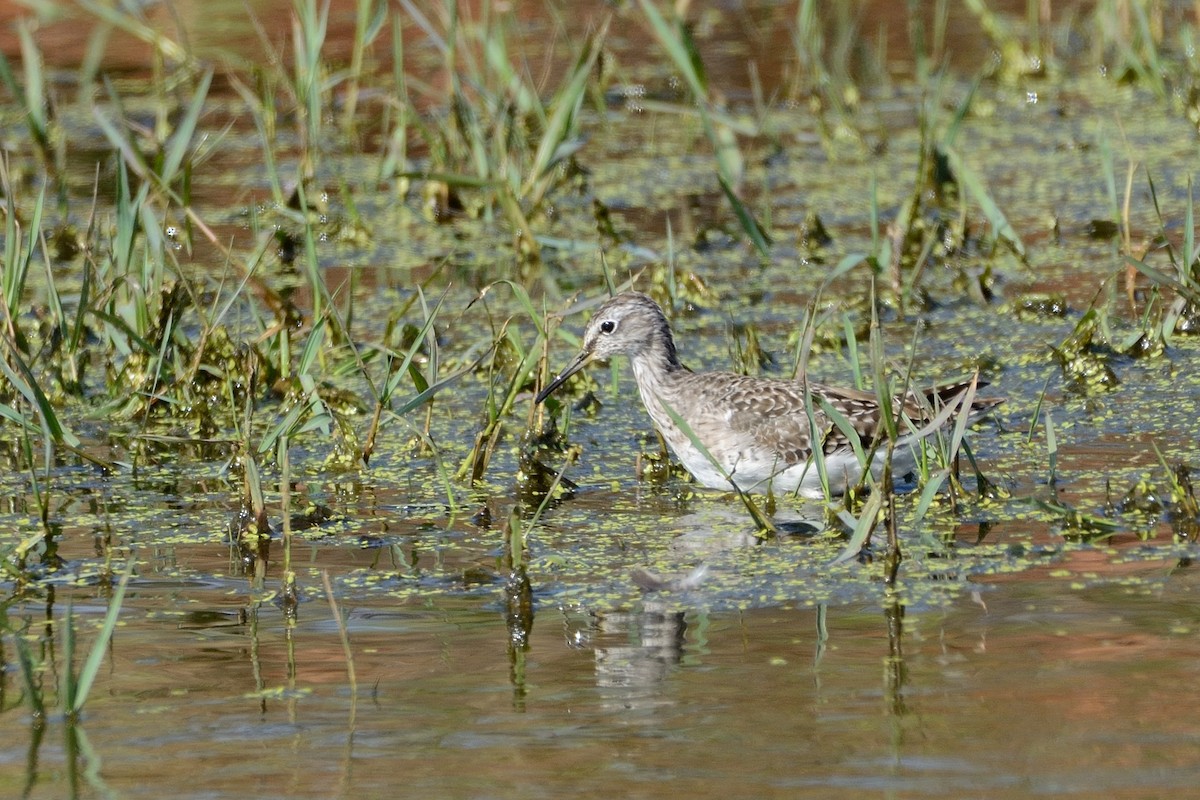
[64,559,136,717]
[7,558,133,797]
[14,564,133,718]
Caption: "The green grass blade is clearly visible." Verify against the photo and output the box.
[830,490,883,565]
[1097,127,1120,224]
[718,173,772,258]
[1045,408,1057,485]
[258,401,307,457]
[0,47,19,100]
[160,68,213,188]
[945,374,980,466]
[1125,254,1200,303]
[14,634,45,720]
[1185,176,1198,285]
[941,71,979,149]
[72,556,137,714]
[340,0,388,129]
[388,361,478,415]
[816,395,867,468]
[522,19,608,202]
[397,0,449,57]
[381,288,448,402]
[912,467,951,529]
[0,402,40,433]
[942,145,1025,258]
[637,0,760,241]
[62,600,77,710]
[0,338,81,449]
[868,291,897,441]
[76,0,191,64]
[1,156,38,312]
[843,313,864,390]
[90,308,157,355]
[93,84,151,185]
[825,252,870,285]
[637,0,706,99]
[1144,169,1176,266]
[660,400,777,535]
[298,315,328,376]
[633,98,760,136]
[479,12,539,117]
[15,19,48,149]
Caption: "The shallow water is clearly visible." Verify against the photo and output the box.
[14,569,1200,798]
[4,1,1200,798]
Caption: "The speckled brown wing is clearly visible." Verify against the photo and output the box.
[686,373,824,467]
[805,383,891,456]
[718,379,929,461]
[822,380,998,451]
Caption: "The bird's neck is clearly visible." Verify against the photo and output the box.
[630,329,682,380]
[629,331,684,430]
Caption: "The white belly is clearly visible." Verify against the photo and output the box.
[667,436,921,499]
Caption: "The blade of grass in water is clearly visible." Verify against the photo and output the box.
[322,571,358,708]
[72,556,137,715]
[522,17,609,208]
[830,490,883,565]
[0,156,45,320]
[793,303,831,499]
[0,47,19,102]
[637,0,769,256]
[868,288,897,442]
[340,0,388,131]
[1185,177,1198,287]
[76,0,191,64]
[379,10,412,183]
[660,400,778,536]
[228,75,289,209]
[159,68,213,190]
[942,146,1026,259]
[911,466,951,531]
[945,374,981,466]
[292,0,331,173]
[816,395,868,470]
[0,336,82,456]
[381,288,448,403]
[15,633,45,721]
[0,402,41,435]
[15,19,49,153]
[1124,254,1200,304]
[461,317,548,483]
[719,174,772,256]
[1144,169,1200,301]
[1045,408,1058,486]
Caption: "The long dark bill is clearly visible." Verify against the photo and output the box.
[535,351,592,404]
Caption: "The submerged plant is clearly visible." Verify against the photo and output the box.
[1051,306,1121,393]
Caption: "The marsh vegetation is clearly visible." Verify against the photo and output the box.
[2,1,1200,796]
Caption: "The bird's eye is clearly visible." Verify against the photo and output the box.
[599,320,616,334]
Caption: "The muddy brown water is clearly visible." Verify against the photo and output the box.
[4,1,1200,798]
